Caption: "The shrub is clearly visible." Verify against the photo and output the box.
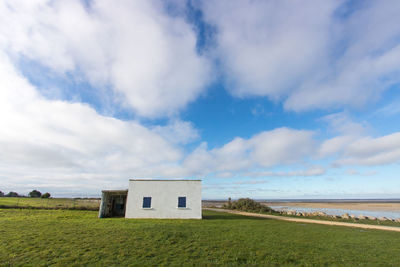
[223,198,272,213]
[5,191,19,197]
[0,191,4,197]
[41,192,51,198]
[28,190,42,198]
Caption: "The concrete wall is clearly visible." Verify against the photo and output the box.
[125,180,202,219]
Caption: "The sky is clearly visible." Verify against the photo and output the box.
[1,0,400,199]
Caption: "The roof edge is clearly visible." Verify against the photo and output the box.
[101,189,128,193]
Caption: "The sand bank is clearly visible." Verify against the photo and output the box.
[264,202,400,212]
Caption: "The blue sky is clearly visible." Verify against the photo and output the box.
[1,0,400,198]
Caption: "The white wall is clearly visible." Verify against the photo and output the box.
[125,180,202,219]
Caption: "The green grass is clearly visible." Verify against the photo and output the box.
[1,209,400,266]
[0,197,100,210]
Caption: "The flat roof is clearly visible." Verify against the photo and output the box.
[101,189,128,193]
[129,179,201,181]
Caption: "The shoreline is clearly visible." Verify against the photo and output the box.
[202,200,400,214]
[202,201,400,220]
[264,202,400,212]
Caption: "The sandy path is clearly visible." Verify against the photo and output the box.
[204,208,400,232]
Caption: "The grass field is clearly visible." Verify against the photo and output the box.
[0,197,100,210]
[1,209,400,266]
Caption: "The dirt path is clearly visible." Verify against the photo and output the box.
[204,208,400,232]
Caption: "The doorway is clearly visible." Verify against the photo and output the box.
[98,190,128,218]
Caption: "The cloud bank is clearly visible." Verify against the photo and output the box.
[1,0,400,196]
[1,0,211,117]
[201,0,400,111]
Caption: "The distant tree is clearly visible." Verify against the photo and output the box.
[28,190,42,198]
[5,191,19,197]
[0,191,4,197]
[41,192,51,198]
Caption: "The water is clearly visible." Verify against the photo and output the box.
[270,205,400,220]
[259,199,400,203]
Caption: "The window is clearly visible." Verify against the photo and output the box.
[142,197,151,208]
[178,196,186,208]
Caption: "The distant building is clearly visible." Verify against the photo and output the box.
[99,179,202,219]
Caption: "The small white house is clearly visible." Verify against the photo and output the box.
[99,179,202,219]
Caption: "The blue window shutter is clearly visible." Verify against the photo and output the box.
[178,197,186,208]
[143,197,151,208]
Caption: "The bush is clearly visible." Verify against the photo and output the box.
[41,192,51,198]
[223,198,272,213]
[0,191,4,197]
[5,191,19,197]
[28,190,42,198]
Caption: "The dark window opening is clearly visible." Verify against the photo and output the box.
[143,197,152,208]
[178,196,186,208]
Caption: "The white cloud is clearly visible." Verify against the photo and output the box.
[200,0,337,100]
[0,52,187,194]
[317,113,400,166]
[320,112,367,135]
[1,48,397,195]
[375,100,400,117]
[213,172,237,179]
[1,0,399,197]
[1,51,398,194]
[201,0,400,111]
[152,120,199,145]
[317,112,367,158]
[318,135,357,158]
[344,169,360,175]
[244,166,326,178]
[335,132,400,166]
[316,112,400,166]
[344,169,378,176]
[178,128,316,176]
[0,0,211,118]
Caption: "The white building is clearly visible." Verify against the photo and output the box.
[99,179,202,219]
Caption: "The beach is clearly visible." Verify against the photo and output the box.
[263,202,400,212]
[265,202,400,219]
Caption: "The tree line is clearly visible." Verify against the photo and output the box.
[0,190,51,198]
